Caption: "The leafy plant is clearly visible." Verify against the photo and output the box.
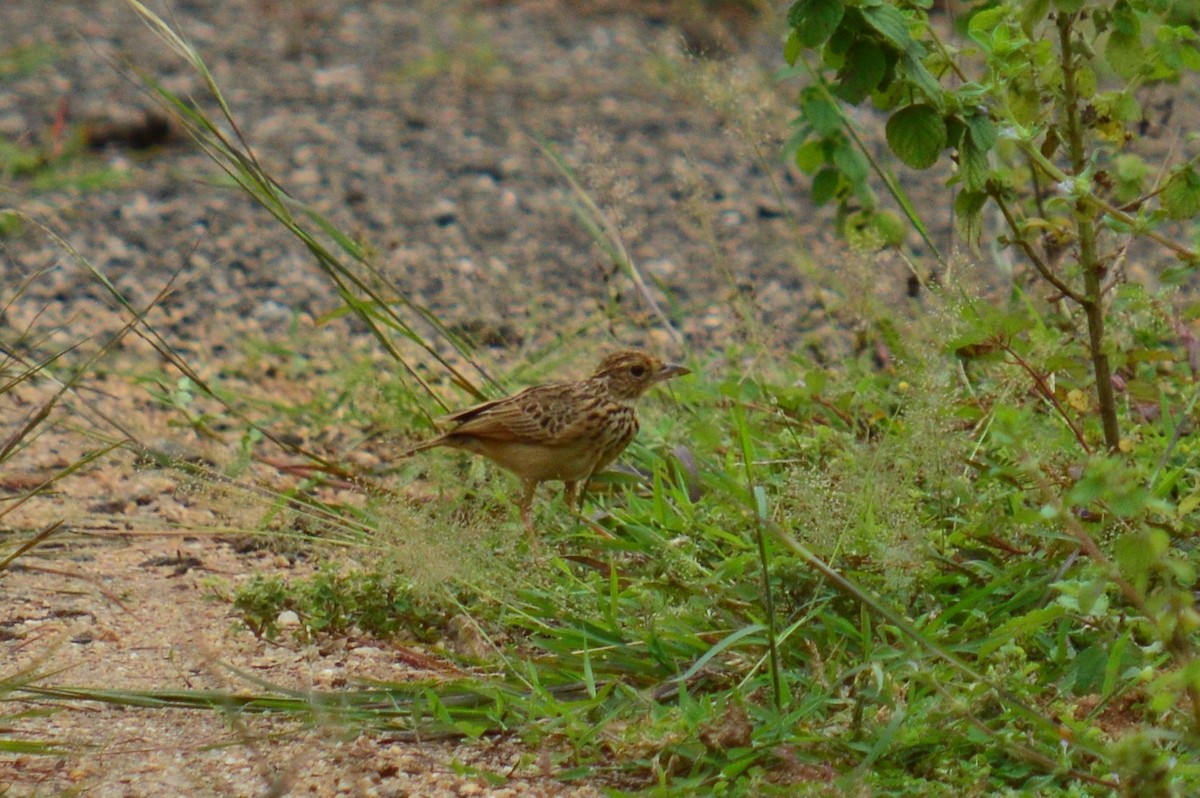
[783,1,1200,790]
[233,566,452,642]
[6,2,1191,794]
[784,0,1200,449]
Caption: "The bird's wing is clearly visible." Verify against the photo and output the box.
[439,382,595,445]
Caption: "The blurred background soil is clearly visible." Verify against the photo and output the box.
[2,1,1196,795]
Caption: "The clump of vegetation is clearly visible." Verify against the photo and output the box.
[234,566,454,643]
[784,0,1200,447]
[9,1,1200,795]
[780,0,1200,792]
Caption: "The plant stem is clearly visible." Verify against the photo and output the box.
[1057,12,1120,450]
[1001,343,1091,453]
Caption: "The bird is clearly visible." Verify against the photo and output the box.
[407,350,690,535]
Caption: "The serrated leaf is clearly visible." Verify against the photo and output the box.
[1112,91,1141,123]
[1162,166,1200,220]
[801,93,843,136]
[832,140,868,184]
[886,104,946,169]
[964,112,997,150]
[1113,152,1148,181]
[899,50,943,104]
[968,6,1010,47]
[1008,82,1041,126]
[834,39,887,103]
[960,134,991,192]
[954,190,988,251]
[862,4,912,49]
[788,0,846,48]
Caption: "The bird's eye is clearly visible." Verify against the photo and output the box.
[629,364,647,378]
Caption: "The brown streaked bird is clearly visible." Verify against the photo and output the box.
[407,350,690,534]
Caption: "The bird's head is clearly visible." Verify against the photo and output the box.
[590,349,690,402]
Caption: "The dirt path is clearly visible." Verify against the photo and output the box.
[4,526,602,797]
[0,1,875,794]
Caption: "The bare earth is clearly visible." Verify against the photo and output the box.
[15,0,1194,795]
[0,1,852,794]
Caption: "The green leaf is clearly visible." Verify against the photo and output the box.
[899,50,943,104]
[963,112,997,151]
[834,39,887,103]
[782,121,810,159]
[886,104,946,169]
[826,18,856,57]
[801,91,843,136]
[861,4,912,49]
[968,6,1010,47]
[1111,91,1141,124]
[873,209,906,246]
[1178,40,1200,71]
[1074,65,1097,98]
[1007,81,1041,126]
[832,140,868,185]
[954,190,988,250]
[811,167,841,204]
[1110,0,1140,35]
[1065,645,1108,694]
[945,116,966,148]
[959,134,991,192]
[788,0,846,48]
[1019,0,1051,37]
[793,138,826,173]
[1113,153,1148,201]
[784,29,803,65]
[1162,165,1200,220]
[979,605,1067,657]
[1115,530,1169,592]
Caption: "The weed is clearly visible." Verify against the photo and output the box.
[7,1,1200,794]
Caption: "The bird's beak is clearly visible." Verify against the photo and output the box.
[656,363,691,382]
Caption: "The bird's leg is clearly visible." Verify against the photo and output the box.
[565,474,613,538]
[563,471,593,511]
[518,479,538,549]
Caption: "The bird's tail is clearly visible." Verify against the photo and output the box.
[400,437,443,458]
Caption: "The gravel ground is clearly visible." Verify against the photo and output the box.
[0,0,875,362]
[1,2,853,795]
[7,0,1195,795]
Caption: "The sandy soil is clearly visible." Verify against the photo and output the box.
[0,1,834,794]
[4,0,1196,795]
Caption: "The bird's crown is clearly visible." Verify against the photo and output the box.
[589,349,687,401]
